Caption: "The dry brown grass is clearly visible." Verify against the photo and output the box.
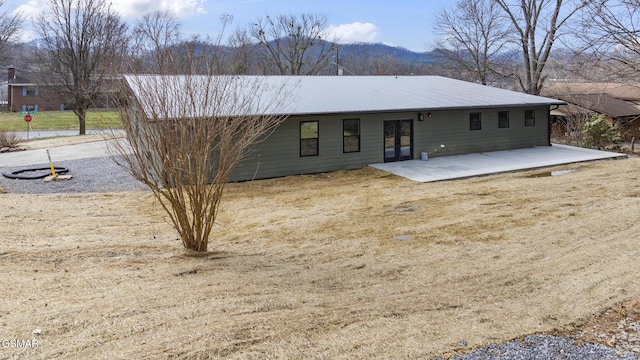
[1,157,640,359]
[0,131,21,149]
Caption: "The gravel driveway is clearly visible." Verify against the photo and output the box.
[0,155,146,194]
[446,335,637,359]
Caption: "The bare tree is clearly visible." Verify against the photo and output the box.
[35,0,128,135]
[0,0,21,61]
[109,35,296,253]
[248,14,336,75]
[565,107,591,146]
[370,54,402,75]
[494,0,588,95]
[132,14,237,76]
[434,0,513,85]
[131,11,181,73]
[333,44,412,75]
[226,28,259,74]
[552,102,591,146]
[578,0,640,80]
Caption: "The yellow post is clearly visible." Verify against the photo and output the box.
[46,150,57,177]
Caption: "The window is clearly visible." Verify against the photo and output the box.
[343,118,360,153]
[469,112,482,130]
[498,111,509,128]
[300,121,319,157]
[525,110,535,127]
[22,86,37,96]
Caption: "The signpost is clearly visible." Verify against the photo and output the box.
[24,114,32,139]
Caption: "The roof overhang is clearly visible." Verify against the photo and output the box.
[125,75,568,119]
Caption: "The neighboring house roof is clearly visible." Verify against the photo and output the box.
[125,75,565,118]
[8,74,36,86]
[555,93,640,118]
[545,82,640,102]
[550,104,590,118]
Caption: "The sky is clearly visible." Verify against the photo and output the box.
[4,0,442,52]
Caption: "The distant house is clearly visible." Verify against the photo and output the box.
[124,75,565,181]
[6,67,65,112]
[544,82,640,139]
[6,67,118,113]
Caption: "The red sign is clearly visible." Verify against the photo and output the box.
[24,114,32,123]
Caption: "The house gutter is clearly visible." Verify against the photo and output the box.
[549,104,561,146]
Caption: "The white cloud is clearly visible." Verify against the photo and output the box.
[10,0,206,41]
[11,0,44,41]
[14,0,207,20]
[109,0,207,19]
[325,22,380,44]
[13,0,42,17]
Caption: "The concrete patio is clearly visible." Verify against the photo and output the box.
[370,144,627,182]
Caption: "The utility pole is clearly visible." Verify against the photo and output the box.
[335,46,341,76]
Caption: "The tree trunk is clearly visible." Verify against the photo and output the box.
[78,110,86,135]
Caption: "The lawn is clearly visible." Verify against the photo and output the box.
[0,110,122,131]
[0,155,639,358]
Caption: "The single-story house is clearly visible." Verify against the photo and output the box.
[545,82,640,103]
[124,75,565,181]
[544,82,640,138]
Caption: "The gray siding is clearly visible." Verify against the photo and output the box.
[230,106,551,181]
[232,113,386,181]
[415,105,550,158]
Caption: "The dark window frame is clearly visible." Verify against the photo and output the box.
[498,111,510,128]
[342,118,360,153]
[525,110,536,127]
[23,86,37,96]
[469,112,482,131]
[300,120,319,157]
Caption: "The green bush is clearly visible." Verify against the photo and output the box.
[582,114,621,150]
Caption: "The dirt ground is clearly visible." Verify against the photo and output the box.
[1,150,639,359]
[19,134,122,150]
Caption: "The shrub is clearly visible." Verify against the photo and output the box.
[583,114,621,150]
[0,130,21,148]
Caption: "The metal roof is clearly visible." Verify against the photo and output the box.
[125,75,565,118]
